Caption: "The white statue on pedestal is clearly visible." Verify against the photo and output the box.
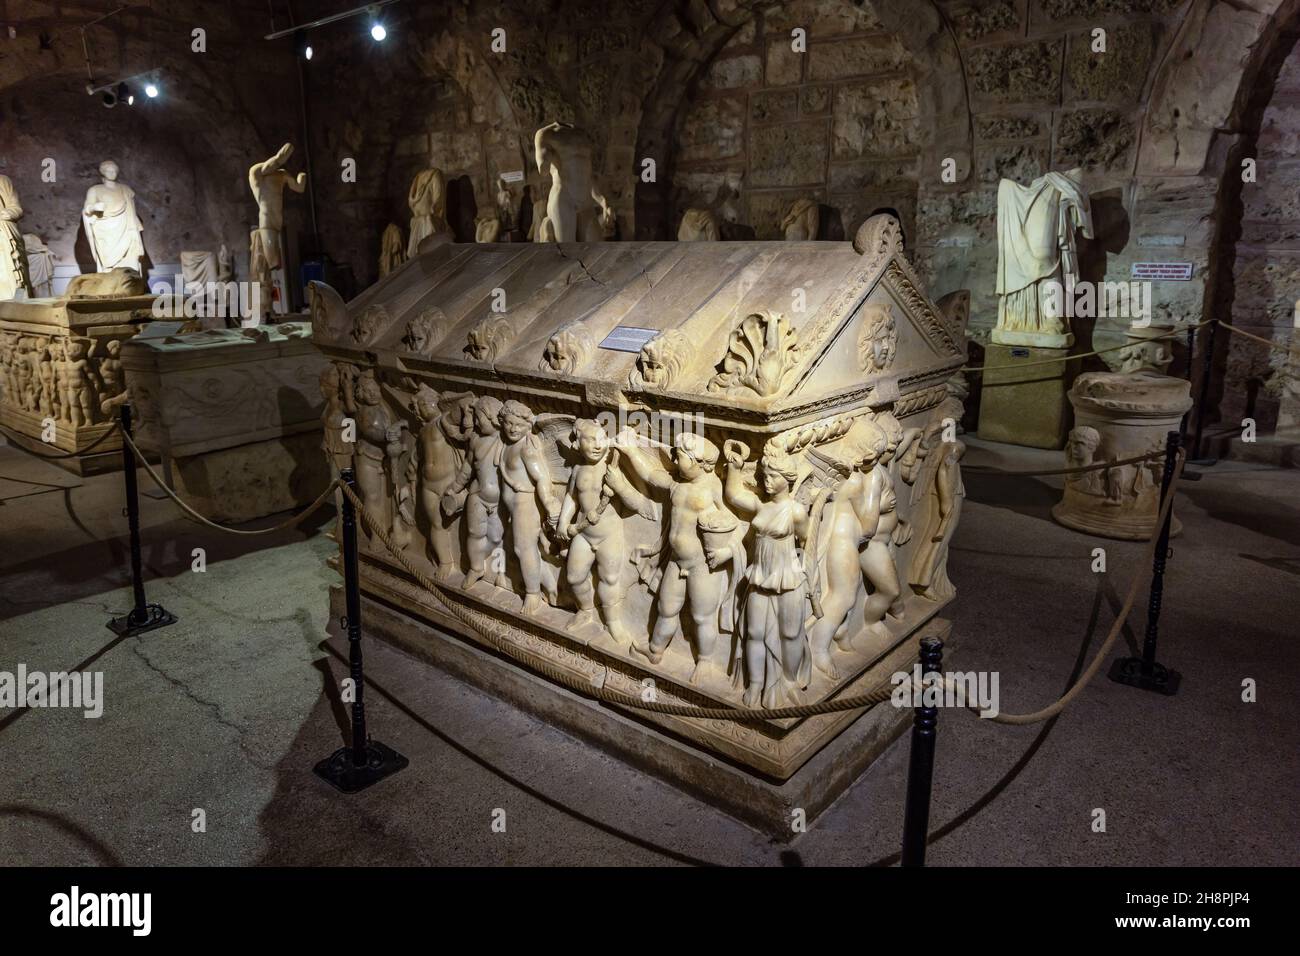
[82,161,145,274]
[534,122,602,242]
[0,176,32,300]
[994,168,1092,349]
[248,143,307,320]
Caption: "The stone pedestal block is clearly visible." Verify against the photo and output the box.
[120,321,328,522]
[977,343,1078,449]
[1052,371,1192,541]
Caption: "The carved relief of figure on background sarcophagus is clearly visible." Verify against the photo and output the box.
[306,207,970,784]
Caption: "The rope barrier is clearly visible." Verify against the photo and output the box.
[1218,322,1300,361]
[962,448,1165,478]
[119,429,341,536]
[960,320,1212,374]
[0,421,122,459]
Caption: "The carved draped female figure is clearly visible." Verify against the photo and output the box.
[82,161,146,274]
[0,175,32,299]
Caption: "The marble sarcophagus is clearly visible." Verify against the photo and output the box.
[0,280,158,473]
[309,216,967,792]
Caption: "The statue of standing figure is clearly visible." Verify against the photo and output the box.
[0,175,33,299]
[82,162,145,275]
[615,430,737,684]
[993,168,1092,349]
[351,370,391,537]
[497,400,561,614]
[248,144,307,320]
[555,420,648,644]
[414,385,473,580]
[407,167,449,256]
[534,122,602,242]
[443,395,507,591]
[723,440,815,708]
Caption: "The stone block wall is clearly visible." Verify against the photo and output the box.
[672,1,920,241]
[1226,46,1300,431]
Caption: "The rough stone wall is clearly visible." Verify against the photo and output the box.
[917,0,1185,343]
[0,1,300,290]
[1227,45,1300,431]
[671,2,920,241]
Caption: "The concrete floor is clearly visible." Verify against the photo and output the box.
[1,436,1296,866]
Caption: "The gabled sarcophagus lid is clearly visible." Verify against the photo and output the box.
[311,216,969,783]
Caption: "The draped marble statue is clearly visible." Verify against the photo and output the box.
[249,143,307,320]
[407,167,449,257]
[0,176,32,300]
[23,234,54,298]
[82,161,146,274]
[993,169,1092,349]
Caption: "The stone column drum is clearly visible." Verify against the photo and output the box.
[1052,371,1193,540]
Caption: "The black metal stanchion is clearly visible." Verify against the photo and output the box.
[1108,430,1182,696]
[106,403,177,637]
[1191,319,1218,464]
[314,468,408,793]
[901,635,943,867]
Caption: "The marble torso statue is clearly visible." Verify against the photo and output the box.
[994,169,1092,349]
[82,161,145,274]
[534,121,602,242]
[0,176,32,299]
[248,143,307,316]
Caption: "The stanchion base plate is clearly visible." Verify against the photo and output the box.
[106,604,178,637]
[1107,656,1181,696]
[313,741,409,793]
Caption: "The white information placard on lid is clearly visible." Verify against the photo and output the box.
[599,326,660,353]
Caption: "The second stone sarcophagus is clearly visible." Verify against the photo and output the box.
[310,217,967,782]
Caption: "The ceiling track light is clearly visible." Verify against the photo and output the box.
[264,0,401,44]
[86,70,159,107]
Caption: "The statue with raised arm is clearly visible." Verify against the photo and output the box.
[248,143,307,320]
[555,419,650,644]
[615,429,736,684]
[534,121,602,242]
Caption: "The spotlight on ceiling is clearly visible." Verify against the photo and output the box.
[369,21,386,41]
[294,30,313,60]
[144,81,159,98]
[101,89,117,108]
[117,82,134,106]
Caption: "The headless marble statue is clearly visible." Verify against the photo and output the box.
[248,143,307,319]
[534,122,602,242]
